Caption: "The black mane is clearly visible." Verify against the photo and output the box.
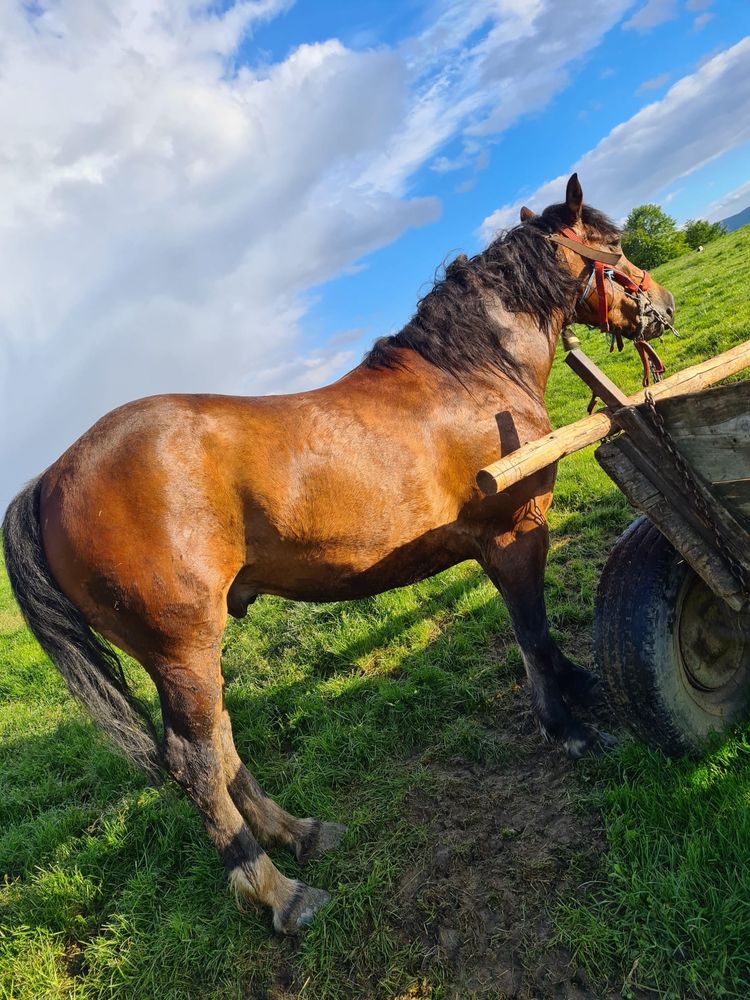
[364,203,620,383]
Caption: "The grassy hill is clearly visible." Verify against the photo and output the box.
[1,226,750,999]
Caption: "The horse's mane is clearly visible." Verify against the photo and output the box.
[363,203,620,383]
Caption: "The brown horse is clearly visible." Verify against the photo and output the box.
[3,175,674,933]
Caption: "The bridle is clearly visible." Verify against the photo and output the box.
[547,226,674,386]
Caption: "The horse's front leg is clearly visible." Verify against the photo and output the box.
[479,511,605,758]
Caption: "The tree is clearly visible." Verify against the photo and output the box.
[621,204,689,270]
[683,218,725,250]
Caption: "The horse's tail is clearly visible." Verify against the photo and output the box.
[2,478,162,780]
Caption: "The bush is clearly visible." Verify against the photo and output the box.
[683,218,725,250]
[621,203,689,270]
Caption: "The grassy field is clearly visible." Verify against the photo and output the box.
[2,227,750,999]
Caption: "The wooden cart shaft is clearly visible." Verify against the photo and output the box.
[476,339,750,496]
[476,341,750,611]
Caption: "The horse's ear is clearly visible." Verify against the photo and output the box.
[520,206,536,222]
[565,173,583,222]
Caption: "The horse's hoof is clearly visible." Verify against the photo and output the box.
[295,819,347,864]
[274,883,331,934]
[564,724,617,759]
[597,730,618,752]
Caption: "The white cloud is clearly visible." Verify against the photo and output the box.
[0,0,641,506]
[623,0,678,31]
[693,12,714,30]
[480,37,750,239]
[0,8,437,501]
[636,71,671,93]
[466,0,634,136]
[702,176,750,222]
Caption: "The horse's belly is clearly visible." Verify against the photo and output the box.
[233,530,465,606]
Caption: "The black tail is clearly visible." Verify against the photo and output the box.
[2,478,162,779]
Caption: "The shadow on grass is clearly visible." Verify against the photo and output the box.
[220,569,492,686]
[2,531,627,999]
[3,534,595,881]
[1,567,523,998]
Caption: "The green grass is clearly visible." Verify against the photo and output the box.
[558,739,750,999]
[2,227,750,999]
[543,228,750,1000]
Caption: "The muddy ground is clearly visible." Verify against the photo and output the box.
[397,686,612,1000]
[270,679,641,1000]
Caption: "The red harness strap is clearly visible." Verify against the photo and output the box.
[557,226,652,326]
[634,339,666,386]
[554,226,662,382]
[592,259,651,331]
[611,266,651,296]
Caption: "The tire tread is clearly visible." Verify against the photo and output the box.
[594,516,696,756]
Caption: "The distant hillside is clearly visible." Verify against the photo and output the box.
[720,204,750,232]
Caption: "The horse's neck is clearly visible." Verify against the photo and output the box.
[476,302,563,403]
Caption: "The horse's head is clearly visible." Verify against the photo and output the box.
[522,174,675,345]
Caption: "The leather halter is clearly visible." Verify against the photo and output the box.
[548,227,663,385]
[548,226,652,333]
[548,229,621,267]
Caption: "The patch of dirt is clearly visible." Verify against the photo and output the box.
[396,684,621,1000]
[265,676,640,1000]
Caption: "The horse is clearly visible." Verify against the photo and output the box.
[3,175,675,933]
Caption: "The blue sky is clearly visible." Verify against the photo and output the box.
[1,0,749,507]
[257,0,750,358]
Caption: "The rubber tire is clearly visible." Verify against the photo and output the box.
[593,515,750,756]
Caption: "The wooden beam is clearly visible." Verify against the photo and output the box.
[564,349,629,410]
[476,338,750,496]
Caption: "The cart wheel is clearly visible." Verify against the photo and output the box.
[593,515,750,755]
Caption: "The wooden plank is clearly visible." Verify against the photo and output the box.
[626,381,750,553]
[647,381,750,489]
[656,379,750,432]
[596,439,747,610]
[612,404,750,579]
[715,483,750,531]
[477,338,750,496]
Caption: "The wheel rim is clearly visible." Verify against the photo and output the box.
[677,571,750,715]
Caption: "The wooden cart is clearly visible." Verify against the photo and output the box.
[477,341,750,755]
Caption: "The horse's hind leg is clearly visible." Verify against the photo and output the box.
[157,649,330,932]
[218,710,346,863]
